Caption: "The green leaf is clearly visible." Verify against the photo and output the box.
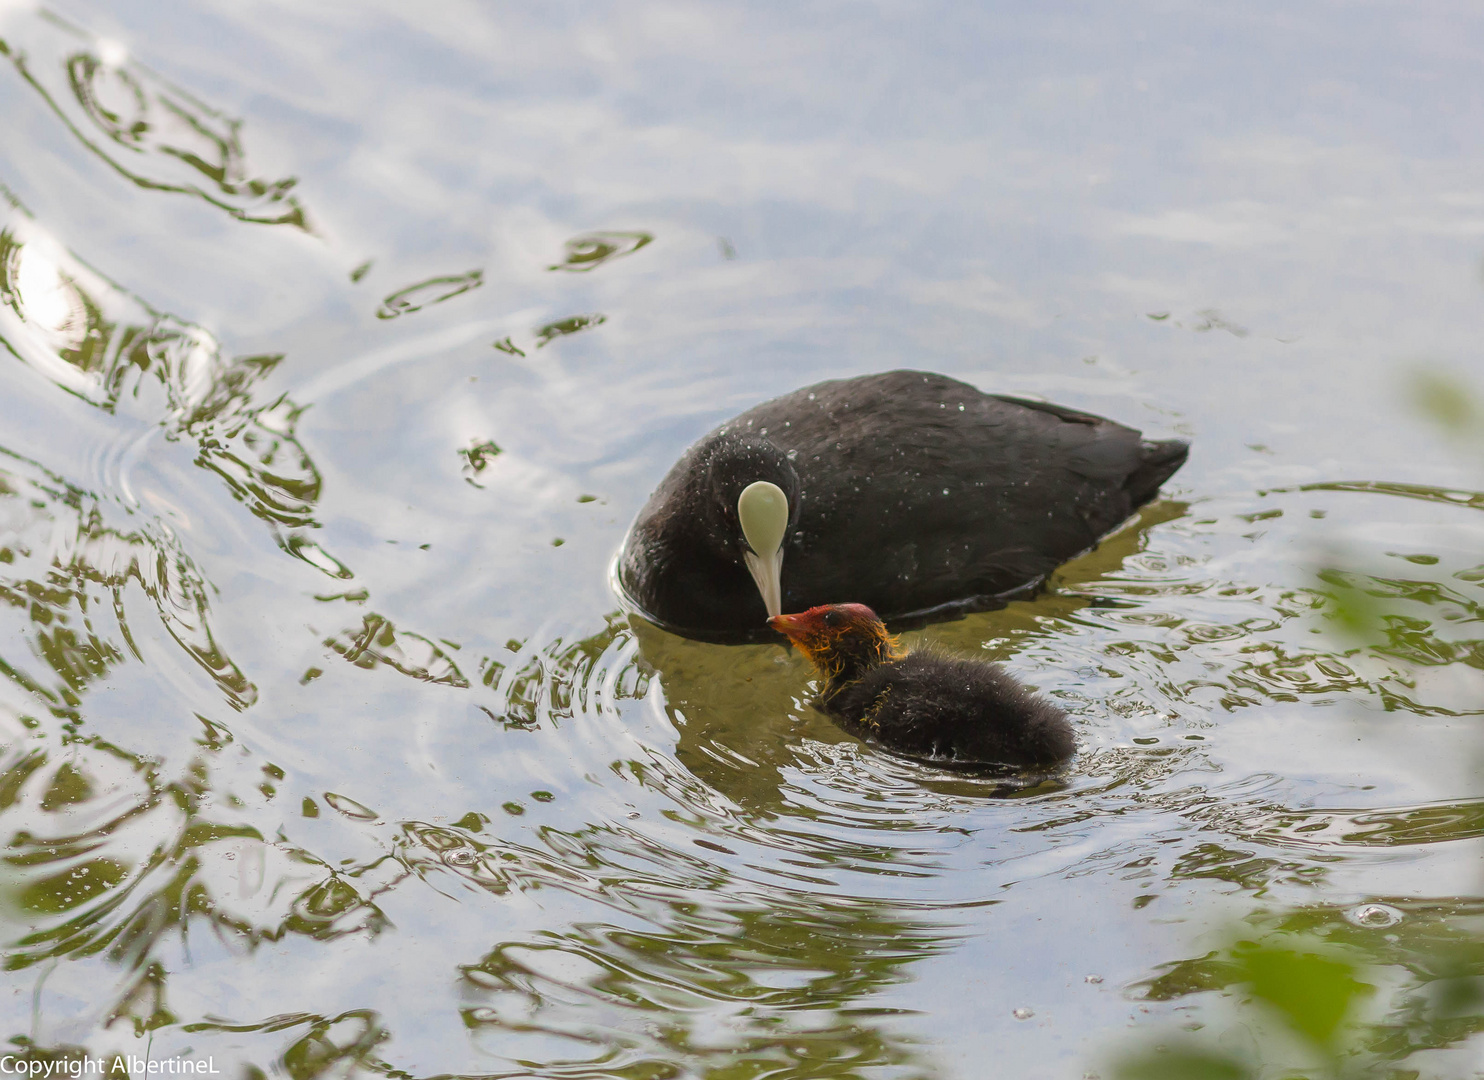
[1408,369,1480,435]
[1315,567,1389,642]
[1233,941,1373,1047]
[1114,1047,1252,1080]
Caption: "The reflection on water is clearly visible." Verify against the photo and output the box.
[534,313,606,348]
[1295,479,1484,513]
[0,729,394,977]
[430,805,948,1075]
[0,2,1481,1075]
[0,183,339,585]
[1135,900,1484,1071]
[490,312,609,358]
[548,232,653,273]
[324,612,469,688]
[5,420,1480,1071]
[1,9,309,229]
[0,447,255,712]
[0,188,281,424]
[457,438,501,488]
[375,270,484,320]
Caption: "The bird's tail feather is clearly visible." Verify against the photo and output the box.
[1125,438,1190,507]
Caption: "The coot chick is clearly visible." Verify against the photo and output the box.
[770,603,1075,768]
[618,370,1187,642]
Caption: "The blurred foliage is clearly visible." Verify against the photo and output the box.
[1116,1046,1252,1080]
[1117,903,1484,1080]
[1314,566,1393,647]
[1230,939,1375,1049]
[1116,368,1484,1079]
[1408,369,1481,440]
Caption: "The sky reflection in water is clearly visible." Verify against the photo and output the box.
[0,2,1481,1077]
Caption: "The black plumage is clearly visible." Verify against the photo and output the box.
[619,369,1188,642]
[770,603,1074,768]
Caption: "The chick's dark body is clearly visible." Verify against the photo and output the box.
[620,370,1188,641]
[823,651,1075,767]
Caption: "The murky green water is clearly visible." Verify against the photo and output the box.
[0,3,1481,1077]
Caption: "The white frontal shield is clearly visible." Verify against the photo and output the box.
[737,480,788,617]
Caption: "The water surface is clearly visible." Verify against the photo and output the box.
[0,2,1482,1077]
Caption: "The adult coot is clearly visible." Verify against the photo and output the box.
[618,370,1187,641]
[770,602,1074,767]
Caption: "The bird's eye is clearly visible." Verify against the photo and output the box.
[823,610,841,627]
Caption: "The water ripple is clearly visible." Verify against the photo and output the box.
[375,270,483,320]
[2,9,310,228]
[0,447,256,713]
[547,232,653,273]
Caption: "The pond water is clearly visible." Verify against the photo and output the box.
[0,2,1481,1077]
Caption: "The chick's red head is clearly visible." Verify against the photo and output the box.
[767,603,900,676]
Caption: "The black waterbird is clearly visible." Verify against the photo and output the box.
[618,370,1188,642]
[770,602,1075,767]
